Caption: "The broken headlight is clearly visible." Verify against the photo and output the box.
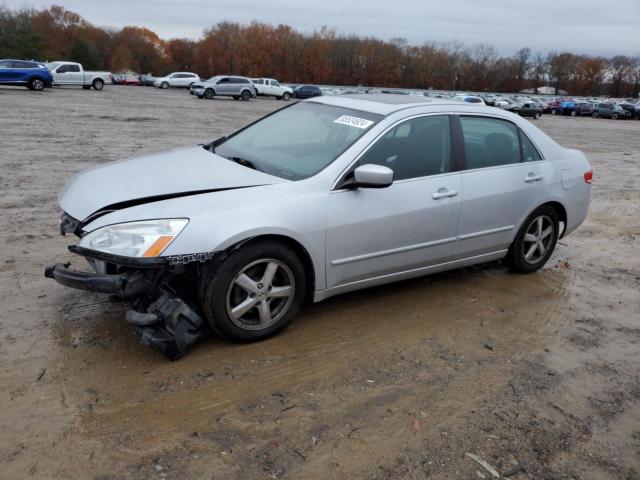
[79,219,188,258]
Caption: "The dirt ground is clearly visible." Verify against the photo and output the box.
[0,85,639,480]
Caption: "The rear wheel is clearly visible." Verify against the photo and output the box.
[92,78,104,90]
[570,110,577,117]
[612,113,619,120]
[201,240,307,342]
[534,112,541,119]
[592,111,599,118]
[240,90,251,101]
[551,109,557,115]
[204,88,215,99]
[505,205,559,273]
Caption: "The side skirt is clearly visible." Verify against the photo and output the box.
[313,250,508,302]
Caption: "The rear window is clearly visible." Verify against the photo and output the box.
[460,116,521,169]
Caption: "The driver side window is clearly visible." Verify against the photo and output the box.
[357,115,452,181]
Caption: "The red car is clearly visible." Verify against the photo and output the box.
[113,72,141,86]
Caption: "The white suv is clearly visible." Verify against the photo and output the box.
[154,72,200,89]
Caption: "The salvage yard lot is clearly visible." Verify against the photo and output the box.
[1,86,639,480]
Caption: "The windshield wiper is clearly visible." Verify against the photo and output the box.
[226,156,261,171]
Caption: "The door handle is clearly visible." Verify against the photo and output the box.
[524,173,543,183]
[432,188,458,199]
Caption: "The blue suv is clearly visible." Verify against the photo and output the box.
[0,59,53,91]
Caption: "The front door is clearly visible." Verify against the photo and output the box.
[326,114,462,288]
[54,64,82,85]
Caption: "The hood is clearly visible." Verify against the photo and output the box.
[59,145,287,221]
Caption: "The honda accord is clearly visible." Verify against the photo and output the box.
[45,94,592,359]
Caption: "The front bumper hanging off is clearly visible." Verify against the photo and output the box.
[44,261,209,360]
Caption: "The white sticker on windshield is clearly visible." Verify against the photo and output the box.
[334,115,374,129]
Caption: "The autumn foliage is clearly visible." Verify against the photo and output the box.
[1,4,639,96]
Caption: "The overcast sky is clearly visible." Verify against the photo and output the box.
[5,0,640,56]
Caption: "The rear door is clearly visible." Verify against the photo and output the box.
[453,115,549,259]
[326,114,463,288]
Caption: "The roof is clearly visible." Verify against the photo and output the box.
[309,93,458,115]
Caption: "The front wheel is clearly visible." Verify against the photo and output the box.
[505,205,559,273]
[240,90,251,101]
[204,88,215,99]
[201,241,307,342]
[534,112,541,119]
[282,92,291,101]
[592,111,599,118]
[551,109,557,115]
[28,78,45,91]
[161,81,169,89]
[612,113,619,120]
[92,78,104,90]
[570,110,577,117]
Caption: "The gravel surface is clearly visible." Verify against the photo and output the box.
[0,85,639,480]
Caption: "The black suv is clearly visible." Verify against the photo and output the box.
[620,103,640,120]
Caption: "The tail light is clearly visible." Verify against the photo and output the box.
[584,170,593,184]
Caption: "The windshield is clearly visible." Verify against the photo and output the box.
[207,76,222,82]
[45,62,61,70]
[213,102,382,180]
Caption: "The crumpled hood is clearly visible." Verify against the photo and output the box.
[59,145,286,221]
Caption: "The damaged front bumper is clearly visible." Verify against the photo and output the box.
[45,263,146,296]
[45,248,211,360]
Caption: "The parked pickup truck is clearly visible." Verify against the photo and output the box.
[251,78,293,100]
[46,61,112,90]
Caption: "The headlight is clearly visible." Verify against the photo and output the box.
[79,219,188,258]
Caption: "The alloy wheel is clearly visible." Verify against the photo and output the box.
[226,259,295,330]
[522,215,555,264]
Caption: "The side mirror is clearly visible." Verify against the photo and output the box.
[351,164,393,188]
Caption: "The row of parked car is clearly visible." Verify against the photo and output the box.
[2,58,638,121]
[111,70,323,101]
[0,59,324,101]
[445,93,640,121]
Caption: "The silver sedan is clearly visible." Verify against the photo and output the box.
[46,94,592,359]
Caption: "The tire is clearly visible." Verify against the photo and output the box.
[505,205,560,274]
[201,240,307,342]
[204,88,215,100]
[612,113,619,120]
[240,90,251,101]
[592,111,599,118]
[534,112,541,119]
[570,110,577,117]
[28,77,45,91]
[92,78,104,90]
[551,109,557,115]
[161,81,169,89]
[282,92,291,101]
